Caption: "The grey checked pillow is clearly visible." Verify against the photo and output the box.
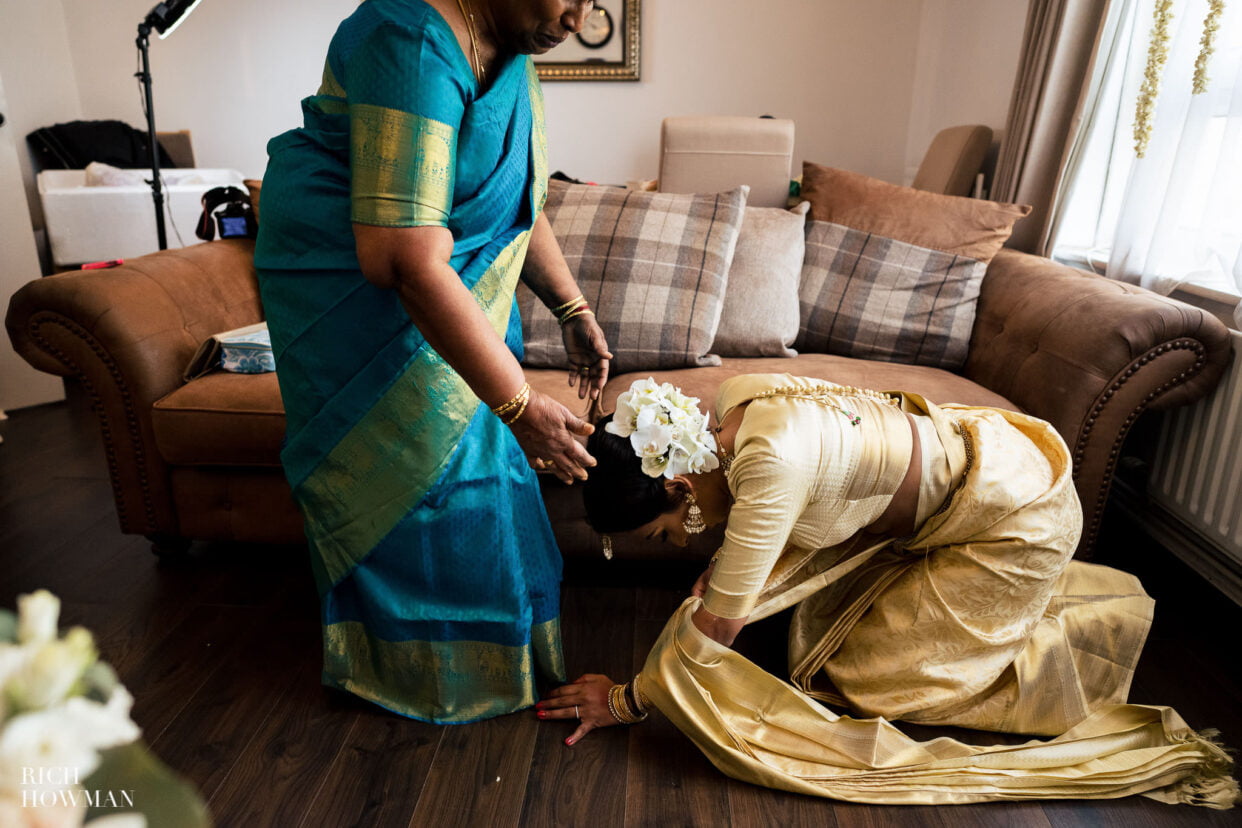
[796,220,985,370]
[519,180,748,374]
[795,162,1029,370]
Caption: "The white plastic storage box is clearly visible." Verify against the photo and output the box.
[38,168,246,267]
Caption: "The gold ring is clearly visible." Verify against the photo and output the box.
[577,365,589,374]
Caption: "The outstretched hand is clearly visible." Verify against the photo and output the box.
[561,314,612,401]
[508,389,596,485]
[536,673,617,745]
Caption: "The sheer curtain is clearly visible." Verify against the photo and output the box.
[1053,0,1242,328]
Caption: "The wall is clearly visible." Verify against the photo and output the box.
[0,0,83,235]
[903,0,1031,187]
[2,0,1028,244]
[542,0,924,186]
[58,0,346,180]
[43,0,1025,185]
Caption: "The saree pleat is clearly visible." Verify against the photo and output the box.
[255,1,561,723]
[638,389,1237,806]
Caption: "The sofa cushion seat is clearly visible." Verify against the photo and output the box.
[152,372,286,467]
[598,355,1023,415]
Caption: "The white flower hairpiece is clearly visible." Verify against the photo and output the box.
[605,378,720,479]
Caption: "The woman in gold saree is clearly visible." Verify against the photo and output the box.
[539,374,1236,808]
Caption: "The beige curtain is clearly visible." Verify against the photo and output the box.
[993,0,1113,254]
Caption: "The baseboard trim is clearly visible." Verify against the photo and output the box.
[1111,478,1242,606]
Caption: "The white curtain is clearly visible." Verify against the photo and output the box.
[1106,0,1242,328]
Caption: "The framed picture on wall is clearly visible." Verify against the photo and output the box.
[533,0,640,81]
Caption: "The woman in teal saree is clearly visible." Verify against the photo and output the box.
[255,0,608,723]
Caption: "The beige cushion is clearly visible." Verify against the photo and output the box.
[912,125,993,197]
[659,116,794,208]
[519,180,748,375]
[796,163,1031,370]
[712,203,809,358]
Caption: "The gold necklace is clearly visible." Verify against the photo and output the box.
[454,0,486,85]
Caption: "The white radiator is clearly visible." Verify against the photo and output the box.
[1147,329,1242,598]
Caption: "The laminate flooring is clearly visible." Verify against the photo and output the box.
[1,397,1237,826]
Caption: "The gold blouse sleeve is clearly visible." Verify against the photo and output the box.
[703,451,816,619]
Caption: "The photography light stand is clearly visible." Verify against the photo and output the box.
[135,23,166,250]
[135,0,203,251]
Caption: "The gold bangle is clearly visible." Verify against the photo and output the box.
[606,683,624,723]
[558,307,594,327]
[504,390,530,425]
[608,682,648,724]
[549,294,585,315]
[555,300,590,323]
[492,392,525,417]
[490,382,530,423]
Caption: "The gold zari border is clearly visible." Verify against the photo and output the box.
[350,104,455,226]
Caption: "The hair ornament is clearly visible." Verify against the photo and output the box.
[605,378,720,479]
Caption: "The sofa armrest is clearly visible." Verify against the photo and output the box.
[5,240,263,536]
[966,248,1232,555]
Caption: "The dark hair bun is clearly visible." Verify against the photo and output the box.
[583,414,680,534]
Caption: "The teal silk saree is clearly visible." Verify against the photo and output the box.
[254,0,563,723]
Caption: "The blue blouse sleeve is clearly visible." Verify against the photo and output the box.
[343,19,471,227]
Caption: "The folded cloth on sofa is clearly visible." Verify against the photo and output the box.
[183,322,275,381]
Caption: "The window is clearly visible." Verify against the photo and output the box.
[1051,0,1241,306]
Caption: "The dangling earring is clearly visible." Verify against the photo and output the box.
[683,493,706,535]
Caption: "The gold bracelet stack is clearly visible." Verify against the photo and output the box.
[607,680,649,724]
[491,382,531,426]
[551,294,593,327]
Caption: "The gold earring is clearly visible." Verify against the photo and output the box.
[683,493,706,535]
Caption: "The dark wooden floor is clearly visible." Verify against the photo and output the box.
[1,396,1238,827]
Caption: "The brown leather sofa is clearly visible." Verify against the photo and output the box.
[6,238,1231,560]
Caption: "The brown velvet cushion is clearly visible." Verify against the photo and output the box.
[799,162,1029,262]
[152,372,285,466]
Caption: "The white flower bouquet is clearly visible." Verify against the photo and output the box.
[606,378,721,479]
[0,591,210,827]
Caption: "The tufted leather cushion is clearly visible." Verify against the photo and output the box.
[597,355,1021,416]
[152,371,285,466]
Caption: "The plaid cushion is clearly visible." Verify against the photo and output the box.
[519,180,747,374]
[795,220,987,370]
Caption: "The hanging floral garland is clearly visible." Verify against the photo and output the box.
[1193,0,1227,93]
[1133,0,1176,158]
[1134,0,1229,157]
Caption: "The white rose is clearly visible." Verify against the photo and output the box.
[6,628,96,714]
[0,708,101,796]
[57,688,141,753]
[16,592,59,647]
[0,791,84,828]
